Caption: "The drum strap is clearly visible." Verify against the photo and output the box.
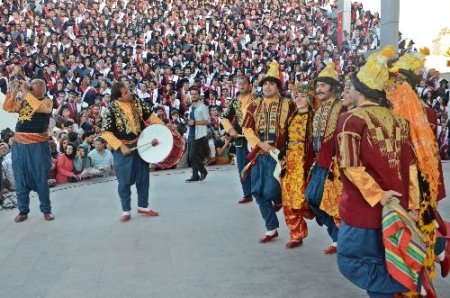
[133,96,150,129]
[121,138,138,145]
[141,114,149,128]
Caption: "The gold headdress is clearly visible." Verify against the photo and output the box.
[316,61,340,86]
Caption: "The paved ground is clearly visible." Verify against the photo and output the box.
[1,163,450,298]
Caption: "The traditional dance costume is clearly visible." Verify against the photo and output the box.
[102,96,163,217]
[305,62,344,251]
[3,90,53,217]
[280,110,315,243]
[243,62,296,242]
[222,92,255,201]
[387,49,448,297]
[336,46,436,298]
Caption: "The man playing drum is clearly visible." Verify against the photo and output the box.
[102,82,164,222]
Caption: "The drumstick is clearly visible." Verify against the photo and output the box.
[130,142,155,151]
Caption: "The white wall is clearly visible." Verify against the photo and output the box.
[359,0,449,49]
[0,93,18,130]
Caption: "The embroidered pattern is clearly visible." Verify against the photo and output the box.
[281,113,310,210]
[324,100,343,142]
[313,98,342,142]
[313,98,334,138]
[319,159,342,218]
[17,95,53,122]
[351,105,409,168]
[18,101,35,122]
[337,131,363,168]
[254,97,291,141]
[222,94,254,127]
[279,99,290,132]
[103,100,149,135]
[257,101,279,140]
[235,99,243,125]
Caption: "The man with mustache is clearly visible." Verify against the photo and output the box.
[305,62,345,254]
[242,62,296,243]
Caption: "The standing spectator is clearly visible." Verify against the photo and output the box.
[185,87,210,182]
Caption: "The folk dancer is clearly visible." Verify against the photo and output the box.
[102,82,164,222]
[242,62,296,243]
[386,48,449,290]
[278,82,315,249]
[336,46,437,298]
[3,79,55,222]
[305,62,344,254]
[221,76,255,204]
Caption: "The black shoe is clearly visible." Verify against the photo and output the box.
[200,171,208,181]
[186,177,200,183]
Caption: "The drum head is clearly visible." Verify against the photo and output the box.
[137,124,173,164]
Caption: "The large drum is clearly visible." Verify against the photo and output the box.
[136,124,184,169]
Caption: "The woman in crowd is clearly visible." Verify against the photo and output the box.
[73,144,103,180]
[58,135,69,154]
[56,143,79,184]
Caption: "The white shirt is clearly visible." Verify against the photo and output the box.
[136,89,150,100]
[188,102,211,140]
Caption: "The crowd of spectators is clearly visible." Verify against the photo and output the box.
[0,0,449,194]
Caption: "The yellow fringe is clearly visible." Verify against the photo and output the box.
[386,82,440,205]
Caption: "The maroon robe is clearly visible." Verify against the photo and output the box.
[335,105,414,229]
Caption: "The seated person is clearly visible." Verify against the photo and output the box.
[48,139,58,187]
[1,143,14,192]
[74,144,104,179]
[88,137,114,176]
[56,143,79,184]
[170,110,186,136]
[213,135,232,165]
